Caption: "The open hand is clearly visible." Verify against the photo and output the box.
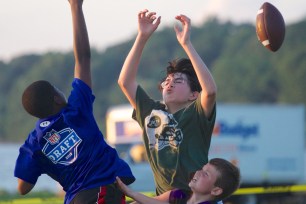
[174,15,191,46]
[138,9,161,38]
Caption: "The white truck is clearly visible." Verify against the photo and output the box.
[105,104,305,190]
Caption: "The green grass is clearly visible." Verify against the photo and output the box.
[0,191,63,204]
[0,191,155,204]
[0,197,63,204]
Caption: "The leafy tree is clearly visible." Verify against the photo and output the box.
[1,18,306,142]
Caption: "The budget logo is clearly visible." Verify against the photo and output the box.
[213,120,259,139]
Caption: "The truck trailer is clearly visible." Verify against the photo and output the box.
[105,104,305,192]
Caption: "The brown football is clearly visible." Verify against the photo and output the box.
[256,2,285,52]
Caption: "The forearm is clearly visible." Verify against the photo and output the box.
[182,42,217,95]
[119,34,148,85]
[118,34,149,108]
[182,41,217,117]
[70,1,91,87]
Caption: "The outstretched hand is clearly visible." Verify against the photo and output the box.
[116,176,134,198]
[174,15,191,46]
[138,9,161,38]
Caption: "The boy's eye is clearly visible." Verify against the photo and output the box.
[163,80,170,86]
[161,77,186,88]
[174,78,184,84]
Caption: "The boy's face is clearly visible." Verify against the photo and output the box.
[189,163,220,195]
[53,85,67,104]
[161,73,195,106]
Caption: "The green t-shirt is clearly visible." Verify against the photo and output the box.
[133,86,216,195]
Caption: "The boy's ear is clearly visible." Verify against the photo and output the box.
[211,186,223,197]
[189,91,199,101]
[54,95,65,105]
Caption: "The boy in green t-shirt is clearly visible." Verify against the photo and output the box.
[118,9,217,195]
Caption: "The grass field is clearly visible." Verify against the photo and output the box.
[0,191,63,204]
[0,198,63,204]
[0,191,155,204]
[1,189,306,204]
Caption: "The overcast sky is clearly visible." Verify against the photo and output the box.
[1,0,305,61]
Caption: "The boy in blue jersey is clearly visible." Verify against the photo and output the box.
[14,0,135,203]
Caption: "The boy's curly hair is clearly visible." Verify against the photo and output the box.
[159,58,201,92]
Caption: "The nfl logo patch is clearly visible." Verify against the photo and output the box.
[44,130,61,145]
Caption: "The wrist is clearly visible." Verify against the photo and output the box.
[69,2,83,9]
[137,33,150,43]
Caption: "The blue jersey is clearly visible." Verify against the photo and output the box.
[14,79,135,204]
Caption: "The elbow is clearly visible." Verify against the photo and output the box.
[17,179,34,195]
[207,86,217,97]
[17,187,30,195]
[117,78,123,87]
[118,78,128,90]
[209,89,217,99]
[203,88,217,101]
[208,92,217,102]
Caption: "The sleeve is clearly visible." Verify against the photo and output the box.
[132,86,156,128]
[132,85,165,129]
[14,142,42,184]
[194,92,216,123]
[68,78,95,113]
[169,189,188,204]
[64,79,96,126]
[185,94,216,151]
[192,93,216,135]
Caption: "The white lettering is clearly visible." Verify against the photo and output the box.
[60,145,67,153]
[53,150,61,158]
[64,140,71,148]
[49,155,55,161]
[65,152,72,159]
[69,135,77,143]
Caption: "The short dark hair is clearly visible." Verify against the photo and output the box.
[209,158,241,201]
[22,80,56,118]
[160,58,201,92]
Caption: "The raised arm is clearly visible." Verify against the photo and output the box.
[69,0,91,88]
[118,9,161,109]
[174,15,217,118]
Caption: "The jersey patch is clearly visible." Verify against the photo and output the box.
[40,121,51,128]
[145,110,183,150]
[42,128,82,165]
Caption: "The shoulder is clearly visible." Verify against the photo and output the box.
[72,78,92,91]
[169,189,189,201]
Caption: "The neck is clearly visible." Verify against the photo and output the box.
[166,101,191,114]
[187,193,212,204]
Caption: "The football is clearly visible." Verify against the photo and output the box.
[256,2,285,52]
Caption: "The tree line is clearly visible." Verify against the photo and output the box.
[1,17,305,142]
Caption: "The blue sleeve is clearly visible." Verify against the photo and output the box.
[68,78,95,112]
[14,140,42,184]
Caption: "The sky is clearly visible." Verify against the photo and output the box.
[1,0,305,61]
